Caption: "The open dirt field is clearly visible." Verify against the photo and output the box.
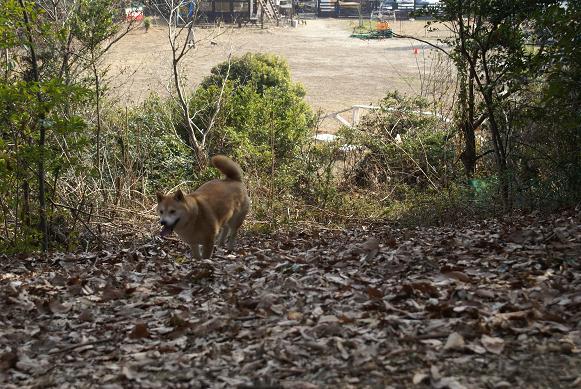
[105,18,453,126]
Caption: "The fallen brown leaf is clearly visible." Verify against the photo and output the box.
[481,334,505,354]
[129,323,150,339]
[444,332,465,351]
[0,350,18,372]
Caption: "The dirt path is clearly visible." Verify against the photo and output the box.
[1,212,579,387]
[105,19,453,125]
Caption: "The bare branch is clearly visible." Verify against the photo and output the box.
[393,33,451,58]
[203,52,232,147]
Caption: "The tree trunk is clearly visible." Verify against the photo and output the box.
[20,0,48,250]
[92,58,106,201]
[460,123,477,177]
[460,70,477,177]
[457,61,477,178]
[482,89,510,210]
[38,117,48,250]
[22,180,31,228]
[194,144,209,171]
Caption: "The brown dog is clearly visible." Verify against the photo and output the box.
[156,155,250,259]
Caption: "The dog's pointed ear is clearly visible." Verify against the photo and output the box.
[156,192,164,203]
[174,189,185,202]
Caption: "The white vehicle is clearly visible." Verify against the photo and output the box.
[379,0,439,10]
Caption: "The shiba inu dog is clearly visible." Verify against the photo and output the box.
[156,155,250,259]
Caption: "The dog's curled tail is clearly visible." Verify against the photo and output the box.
[211,155,243,181]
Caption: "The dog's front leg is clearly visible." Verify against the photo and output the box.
[200,238,215,259]
[190,244,202,259]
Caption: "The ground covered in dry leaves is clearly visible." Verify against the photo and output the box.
[1,210,580,388]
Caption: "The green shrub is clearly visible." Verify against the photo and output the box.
[99,95,200,196]
[187,53,315,172]
[0,78,89,253]
[201,53,298,95]
[291,141,342,208]
[382,177,511,226]
[144,16,152,32]
[338,92,457,194]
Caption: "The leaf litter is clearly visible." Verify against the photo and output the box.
[0,210,580,388]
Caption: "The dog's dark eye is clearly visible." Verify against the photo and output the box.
[159,210,163,214]
[169,210,175,214]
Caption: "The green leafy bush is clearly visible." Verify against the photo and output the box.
[187,53,315,171]
[339,92,457,194]
[0,78,89,253]
[144,17,152,32]
[201,53,298,94]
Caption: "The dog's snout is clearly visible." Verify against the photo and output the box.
[160,220,167,226]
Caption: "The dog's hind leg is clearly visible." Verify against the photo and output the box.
[226,229,238,251]
[216,225,231,247]
[225,210,247,251]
